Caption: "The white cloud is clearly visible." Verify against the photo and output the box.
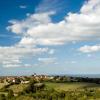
[24,64,31,67]
[2,0,100,68]
[35,0,66,13]
[1,12,56,68]
[19,37,36,46]
[48,49,55,55]
[79,44,100,53]
[66,60,77,64]
[71,61,77,64]
[38,57,57,64]
[7,11,55,35]
[7,0,100,46]
[0,45,49,68]
[4,64,21,68]
[87,54,92,57]
[19,5,27,9]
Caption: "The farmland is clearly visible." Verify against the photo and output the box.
[2,82,100,93]
[1,75,100,100]
[45,82,100,91]
[1,81,100,100]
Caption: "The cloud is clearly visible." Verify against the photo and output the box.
[87,54,92,57]
[7,11,55,35]
[19,5,27,9]
[7,0,100,46]
[38,57,57,64]
[35,0,66,13]
[1,12,55,68]
[48,49,55,55]
[2,0,100,68]
[79,44,100,53]
[4,64,21,68]
[71,61,77,64]
[66,60,77,64]
[0,45,49,68]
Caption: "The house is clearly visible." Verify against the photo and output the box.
[21,80,30,84]
[6,77,21,84]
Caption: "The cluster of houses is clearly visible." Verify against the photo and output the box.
[0,73,77,85]
[0,74,55,84]
[31,73,54,81]
[1,74,100,85]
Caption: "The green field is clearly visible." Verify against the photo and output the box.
[1,82,100,93]
[1,82,100,100]
[0,82,100,100]
[45,82,100,91]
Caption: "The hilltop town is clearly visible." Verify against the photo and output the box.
[1,74,100,100]
[1,74,100,85]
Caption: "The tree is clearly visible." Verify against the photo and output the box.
[59,91,66,99]
[15,78,21,84]
[7,89,14,99]
[0,94,6,100]
[23,80,36,93]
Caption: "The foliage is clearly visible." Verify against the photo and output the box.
[23,80,36,93]
[0,94,6,100]
[1,78,100,100]
[7,89,14,99]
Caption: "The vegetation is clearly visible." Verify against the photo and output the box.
[7,89,14,99]
[0,94,6,100]
[0,83,8,90]
[1,76,100,100]
[8,84,27,93]
[45,82,100,91]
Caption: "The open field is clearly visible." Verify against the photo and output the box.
[0,83,8,96]
[0,83,5,89]
[15,96,35,100]
[8,84,28,93]
[0,83,8,89]
[1,82,100,100]
[45,82,100,91]
[1,82,100,93]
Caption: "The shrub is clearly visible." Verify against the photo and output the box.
[7,89,14,99]
[0,94,6,100]
[23,80,36,93]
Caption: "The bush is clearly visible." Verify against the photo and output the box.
[23,80,36,93]
[0,94,6,100]
[59,91,66,98]
[7,89,14,99]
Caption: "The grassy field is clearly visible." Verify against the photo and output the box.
[8,84,28,93]
[0,82,8,89]
[0,82,28,93]
[1,82,100,93]
[0,83,8,96]
[45,82,100,91]
[1,82,100,100]
[15,96,35,100]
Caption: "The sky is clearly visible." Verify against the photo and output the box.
[0,0,100,76]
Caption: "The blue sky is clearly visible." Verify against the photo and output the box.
[0,0,100,76]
